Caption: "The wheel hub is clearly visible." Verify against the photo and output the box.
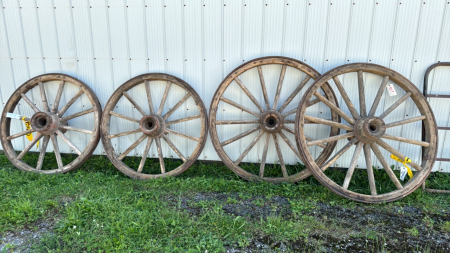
[140,115,165,137]
[30,112,61,135]
[353,117,386,143]
[260,110,283,133]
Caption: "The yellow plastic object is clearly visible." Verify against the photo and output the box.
[21,117,39,148]
[390,154,413,179]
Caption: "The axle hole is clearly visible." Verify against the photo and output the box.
[369,124,377,132]
[36,117,48,128]
[267,118,276,127]
[146,121,154,129]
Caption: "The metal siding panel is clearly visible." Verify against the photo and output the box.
[282,0,307,60]
[202,0,222,161]
[146,0,165,72]
[375,0,422,170]
[184,0,204,159]
[262,0,284,56]
[432,2,450,172]
[242,0,263,63]
[399,0,447,170]
[0,0,449,173]
[302,0,329,165]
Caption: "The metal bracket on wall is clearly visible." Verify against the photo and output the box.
[422,62,450,194]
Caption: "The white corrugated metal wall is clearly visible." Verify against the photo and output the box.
[0,0,449,172]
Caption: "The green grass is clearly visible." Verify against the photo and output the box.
[0,153,450,252]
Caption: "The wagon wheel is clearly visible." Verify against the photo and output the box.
[295,63,437,203]
[0,74,102,174]
[101,73,208,179]
[209,57,340,183]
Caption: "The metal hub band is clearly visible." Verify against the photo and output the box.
[354,117,386,143]
[140,115,165,137]
[30,112,60,135]
[260,110,284,133]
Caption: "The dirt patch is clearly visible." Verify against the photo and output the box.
[0,218,57,253]
[166,192,450,252]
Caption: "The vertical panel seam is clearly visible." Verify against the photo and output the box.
[281,0,286,56]
[51,0,62,71]
[260,0,265,55]
[366,0,377,62]
[162,0,167,72]
[34,0,46,73]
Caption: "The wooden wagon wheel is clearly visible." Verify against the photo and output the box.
[209,57,340,183]
[101,73,208,179]
[0,74,102,174]
[295,63,438,203]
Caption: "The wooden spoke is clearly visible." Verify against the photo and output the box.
[304,115,353,131]
[382,133,430,147]
[162,93,191,120]
[378,92,412,119]
[320,138,358,171]
[21,93,40,113]
[157,81,172,115]
[166,114,201,126]
[220,97,260,117]
[282,108,297,118]
[17,133,43,160]
[62,108,95,122]
[272,65,287,110]
[363,144,377,195]
[215,120,259,125]
[110,111,140,123]
[385,115,426,128]
[137,137,153,173]
[50,134,63,168]
[368,76,389,116]
[273,134,288,177]
[107,128,141,139]
[52,80,65,113]
[162,135,187,162]
[332,76,360,120]
[376,139,422,171]
[234,77,265,112]
[59,125,93,135]
[278,131,302,159]
[257,66,270,110]
[122,91,147,116]
[282,126,326,149]
[357,70,366,117]
[307,132,354,147]
[259,133,270,177]
[221,126,260,147]
[307,98,320,107]
[145,80,155,114]
[118,134,147,160]
[56,130,82,155]
[278,75,311,113]
[165,128,200,142]
[282,125,296,135]
[57,89,83,117]
[155,137,165,173]
[284,120,295,124]
[305,135,327,149]
[370,143,403,189]
[234,131,264,165]
[314,91,355,124]
[38,82,50,112]
[342,142,363,189]
[7,129,34,140]
[36,135,50,170]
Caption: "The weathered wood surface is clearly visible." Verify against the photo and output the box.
[0,74,102,174]
[295,63,437,203]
